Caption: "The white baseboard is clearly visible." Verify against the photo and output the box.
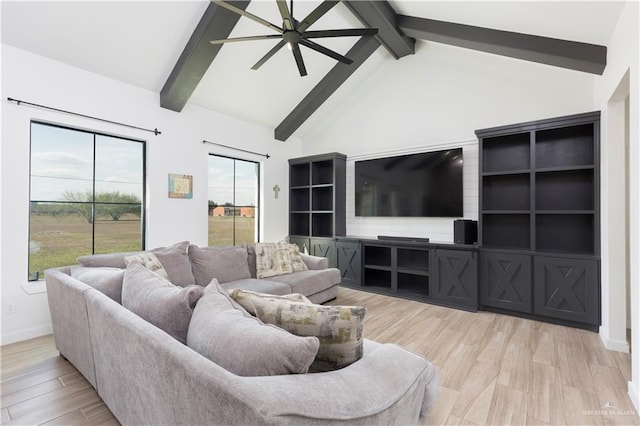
[629,381,640,414]
[0,325,53,346]
[600,326,630,353]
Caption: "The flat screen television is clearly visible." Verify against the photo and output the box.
[355,148,463,217]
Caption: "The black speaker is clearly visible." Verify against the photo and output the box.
[454,220,477,244]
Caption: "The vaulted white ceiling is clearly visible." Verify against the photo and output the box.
[1,1,626,139]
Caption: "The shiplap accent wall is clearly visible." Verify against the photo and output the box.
[345,140,478,243]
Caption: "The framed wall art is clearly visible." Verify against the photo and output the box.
[168,173,193,199]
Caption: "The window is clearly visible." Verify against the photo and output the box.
[29,122,145,280]
[208,155,259,246]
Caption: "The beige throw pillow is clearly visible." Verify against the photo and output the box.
[124,252,169,279]
[254,242,308,279]
[229,289,366,372]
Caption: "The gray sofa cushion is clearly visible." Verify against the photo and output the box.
[267,268,341,296]
[77,241,195,287]
[219,278,291,295]
[186,280,319,376]
[188,245,251,285]
[121,263,204,344]
[242,243,257,278]
[70,266,124,303]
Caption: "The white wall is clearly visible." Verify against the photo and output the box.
[0,45,302,345]
[301,41,597,241]
[593,0,640,411]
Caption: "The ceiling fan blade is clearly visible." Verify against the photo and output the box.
[302,28,378,39]
[296,0,339,32]
[291,43,308,77]
[212,0,282,33]
[251,39,287,70]
[210,34,282,45]
[299,39,353,64]
[276,0,294,31]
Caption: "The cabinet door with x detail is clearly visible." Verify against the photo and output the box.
[431,249,478,310]
[533,256,599,325]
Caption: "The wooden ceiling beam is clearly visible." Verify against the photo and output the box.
[160,1,251,112]
[343,1,414,60]
[275,35,381,142]
[397,15,606,75]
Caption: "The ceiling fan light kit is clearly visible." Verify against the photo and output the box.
[210,0,378,76]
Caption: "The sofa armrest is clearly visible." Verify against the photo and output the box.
[301,253,328,270]
[237,343,438,423]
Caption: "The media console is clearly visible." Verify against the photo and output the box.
[335,236,478,311]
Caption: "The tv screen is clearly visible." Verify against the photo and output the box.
[355,148,463,217]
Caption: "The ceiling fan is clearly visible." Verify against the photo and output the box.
[210,0,378,76]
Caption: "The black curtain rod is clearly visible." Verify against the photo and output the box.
[7,97,161,136]
[203,140,270,159]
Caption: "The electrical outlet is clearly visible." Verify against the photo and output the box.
[6,302,16,315]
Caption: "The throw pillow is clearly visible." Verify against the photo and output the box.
[187,281,319,376]
[229,289,366,372]
[242,243,257,278]
[77,241,195,287]
[70,266,124,304]
[188,245,251,286]
[254,242,308,279]
[285,243,308,273]
[121,262,204,344]
[124,252,169,280]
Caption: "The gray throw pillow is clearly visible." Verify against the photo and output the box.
[230,289,366,372]
[186,280,319,376]
[122,262,204,344]
[242,243,257,278]
[77,241,195,287]
[70,266,124,303]
[188,245,251,285]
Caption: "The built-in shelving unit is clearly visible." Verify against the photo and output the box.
[289,153,345,267]
[339,237,478,311]
[476,111,601,330]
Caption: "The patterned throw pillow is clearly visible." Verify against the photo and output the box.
[229,289,366,372]
[254,242,308,278]
[124,252,169,279]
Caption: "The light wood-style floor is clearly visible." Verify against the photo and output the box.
[2,287,638,425]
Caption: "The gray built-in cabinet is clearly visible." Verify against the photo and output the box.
[476,111,601,330]
[288,153,346,267]
[288,114,601,330]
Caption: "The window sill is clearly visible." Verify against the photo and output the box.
[22,281,47,295]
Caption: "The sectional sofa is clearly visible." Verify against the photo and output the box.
[45,241,438,425]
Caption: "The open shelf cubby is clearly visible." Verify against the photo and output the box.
[312,160,334,185]
[535,123,595,169]
[482,173,530,211]
[482,132,530,173]
[311,213,333,237]
[536,213,595,254]
[290,188,310,211]
[364,245,391,267]
[397,248,429,273]
[535,170,594,211]
[290,213,309,236]
[363,268,392,288]
[312,186,333,211]
[482,213,531,250]
[290,163,310,187]
[397,273,429,296]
